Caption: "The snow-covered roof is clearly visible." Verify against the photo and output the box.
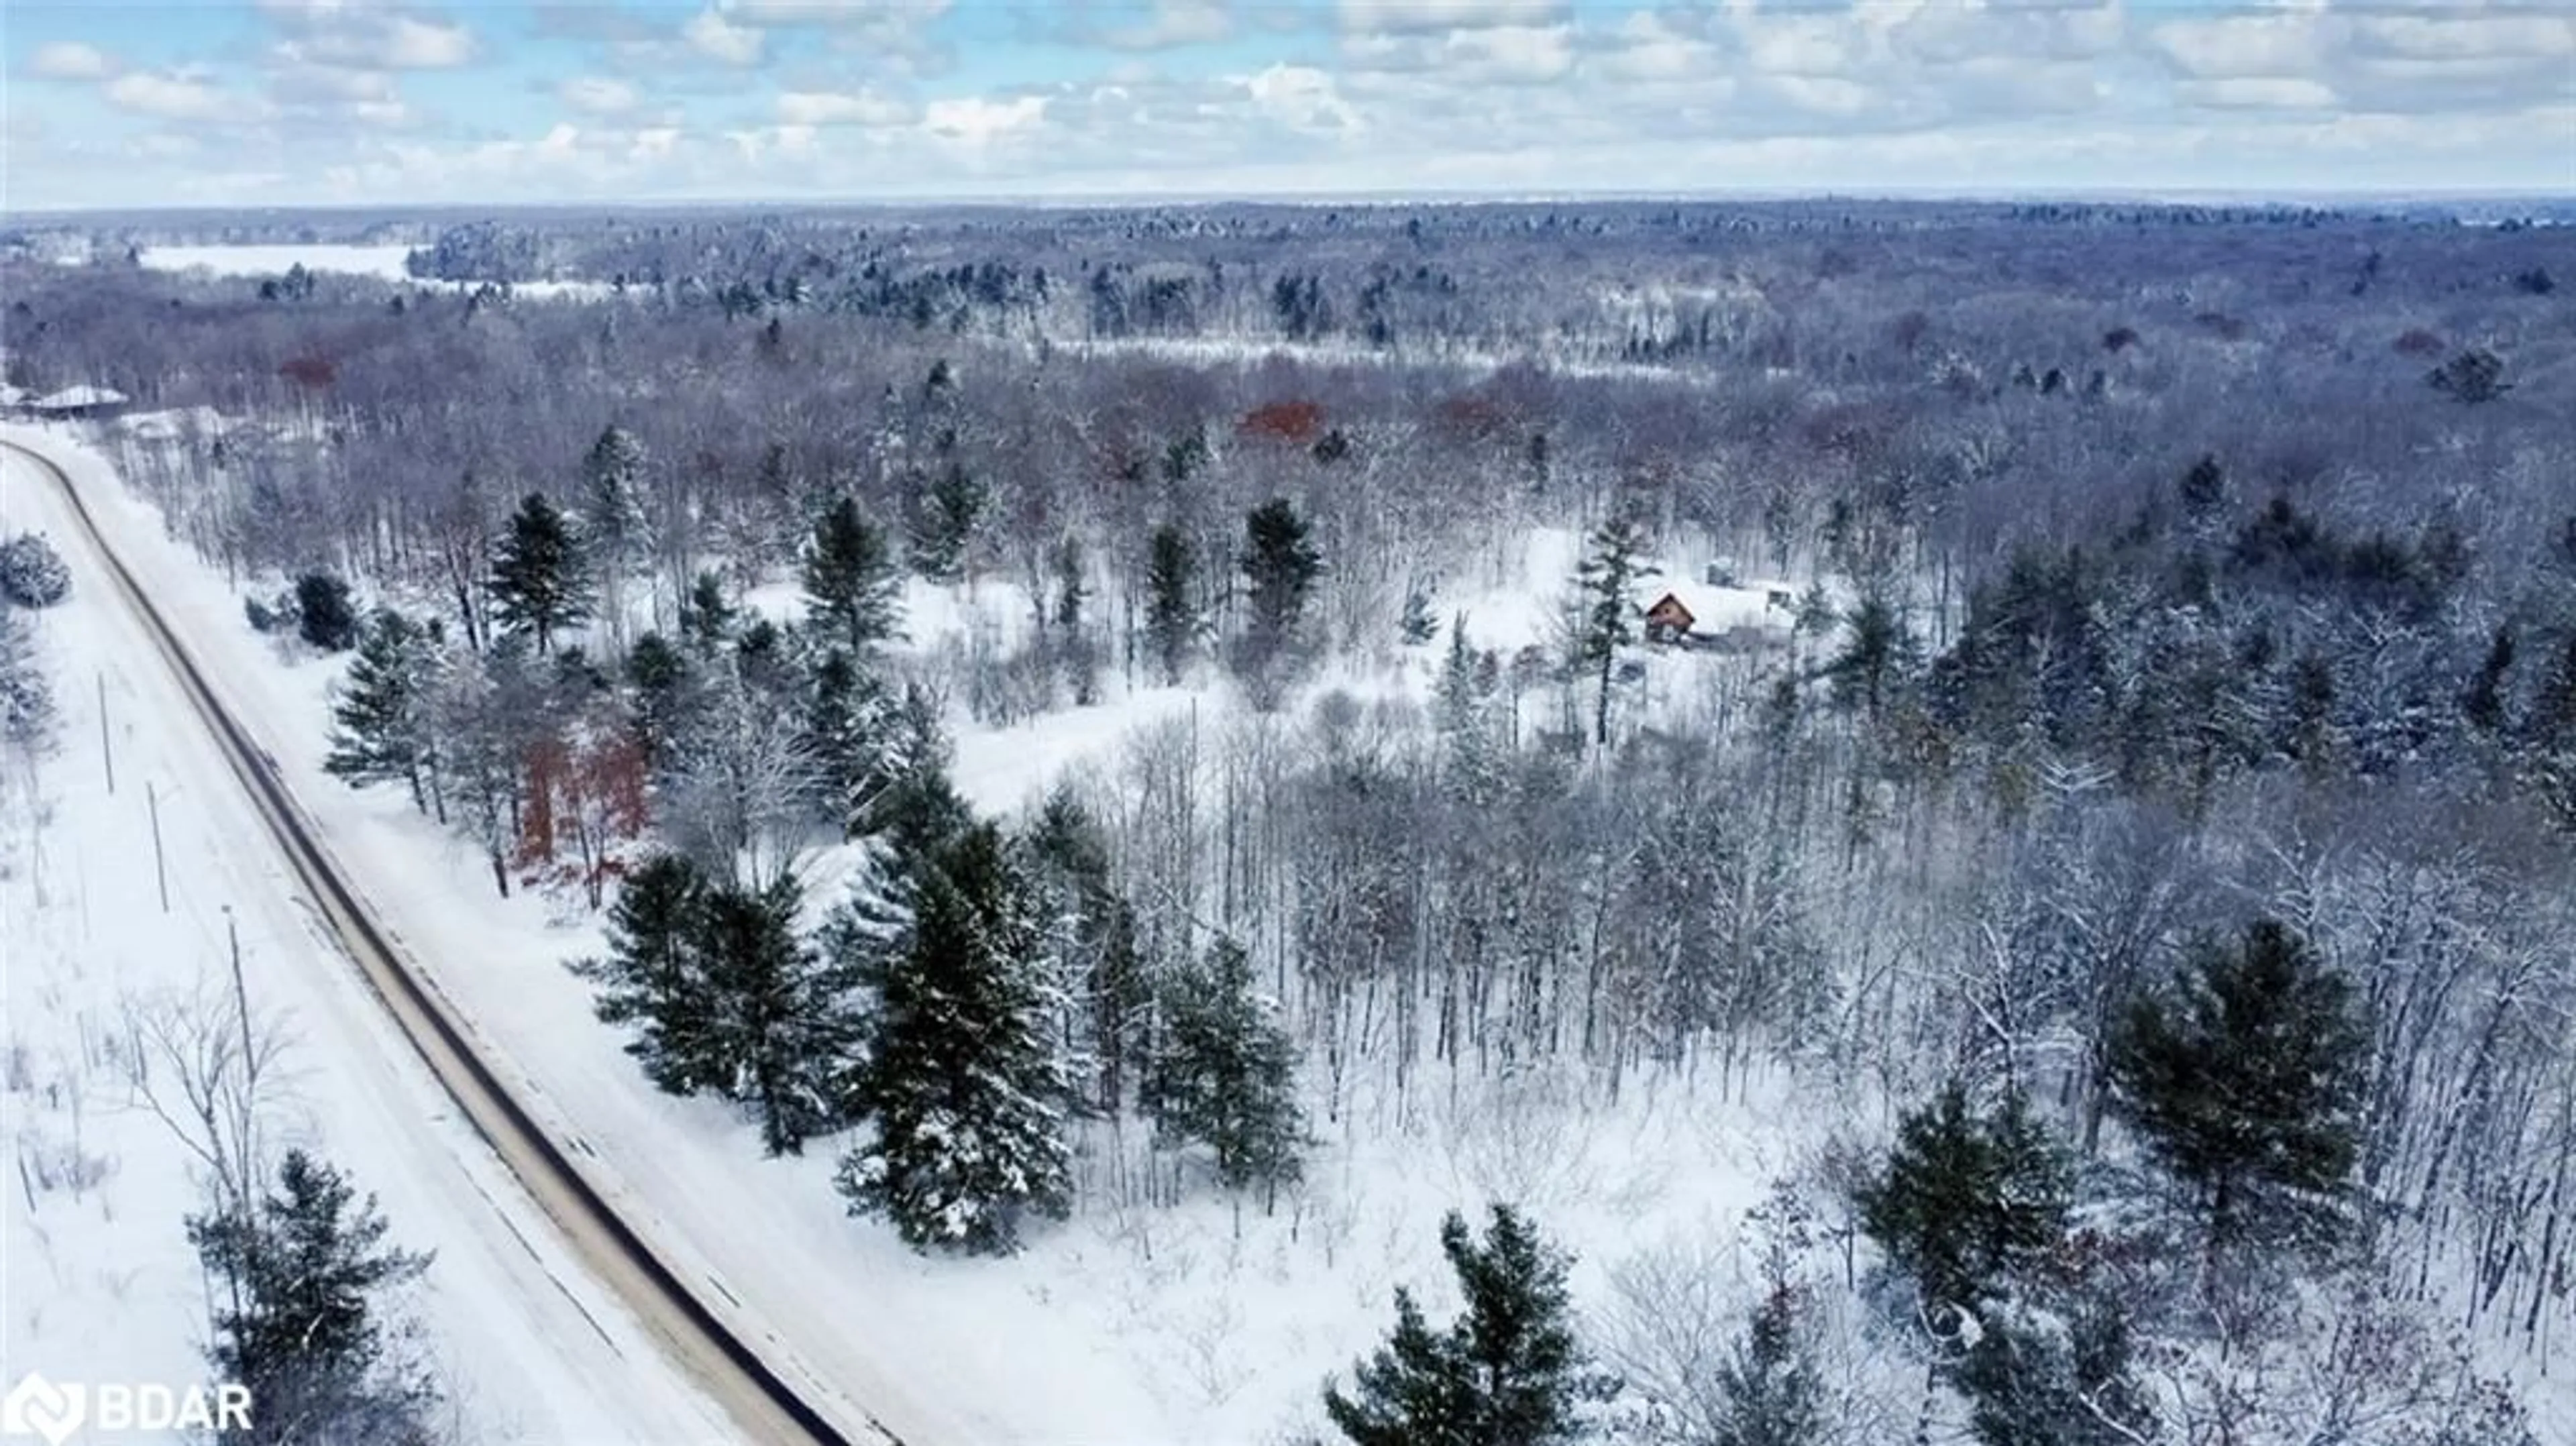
[0,384,23,407]
[28,384,129,411]
[1637,579,1785,634]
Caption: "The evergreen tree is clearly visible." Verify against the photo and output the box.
[0,532,70,608]
[325,610,439,813]
[1144,522,1198,685]
[490,492,588,655]
[1050,533,1098,705]
[680,569,735,656]
[700,873,855,1156]
[908,461,987,582]
[0,604,55,757]
[2178,452,2226,524]
[1434,616,1503,805]
[1238,496,1325,689]
[574,860,853,1154]
[572,853,721,1096]
[802,496,902,656]
[1573,514,1654,745]
[1143,936,1307,1199]
[185,1150,437,1445]
[1401,586,1438,646]
[2526,634,2576,832]
[804,647,896,837]
[583,425,650,649]
[1324,1205,1600,1446]
[1825,594,1914,722]
[1856,1083,2072,1323]
[1713,1286,1827,1446]
[625,630,692,764]
[2107,919,2367,1253]
[1024,789,1148,1115]
[837,822,1070,1254]
[1953,1292,2155,1446]
[296,571,361,653]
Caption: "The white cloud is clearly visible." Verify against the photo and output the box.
[1338,0,1564,34]
[2153,13,2324,82]
[30,42,114,81]
[923,95,1046,146]
[271,12,479,70]
[732,0,953,21]
[2178,76,2340,111]
[1243,63,1361,132]
[378,15,476,68]
[104,71,268,123]
[684,8,767,65]
[777,89,914,125]
[561,76,641,115]
[1446,24,1572,84]
[1099,0,1234,50]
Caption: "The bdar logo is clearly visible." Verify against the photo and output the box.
[1,1372,85,1446]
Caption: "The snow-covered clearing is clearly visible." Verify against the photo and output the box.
[0,443,731,1442]
[130,245,613,301]
[3,421,1840,1443]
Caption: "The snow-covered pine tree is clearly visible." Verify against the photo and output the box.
[1855,1082,2072,1327]
[803,647,899,840]
[1324,1205,1603,1446]
[1024,789,1148,1115]
[1434,614,1504,805]
[490,492,589,655]
[1572,512,1654,746]
[1143,936,1306,1200]
[1236,496,1324,700]
[1711,1285,1827,1446]
[699,873,857,1156]
[802,496,902,657]
[572,852,723,1096]
[325,609,440,814]
[294,571,360,653]
[1143,522,1198,685]
[2107,917,2366,1254]
[908,460,986,583]
[0,603,56,759]
[185,1149,438,1444]
[582,425,650,652]
[0,532,70,608]
[837,820,1069,1254]
[679,569,735,657]
[1951,1290,2155,1446]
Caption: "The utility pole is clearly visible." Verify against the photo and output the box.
[97,671,113,794]
[148,779,169,913]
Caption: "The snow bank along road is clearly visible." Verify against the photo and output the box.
[2,436,893,1446]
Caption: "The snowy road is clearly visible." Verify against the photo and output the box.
[1,437,878,1445]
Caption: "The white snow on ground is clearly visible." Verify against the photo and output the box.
[138,245,422,282]
[8,420,1845,1443]
[131,245,614,301]
[0,444,735,1442]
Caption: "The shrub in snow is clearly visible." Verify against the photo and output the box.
[0,533,70,608]
[0,604,55,753]
[294,571,359,652]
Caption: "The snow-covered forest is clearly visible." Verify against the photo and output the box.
[6,197,2575,1444]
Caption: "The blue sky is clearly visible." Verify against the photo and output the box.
[3,1,2571,211]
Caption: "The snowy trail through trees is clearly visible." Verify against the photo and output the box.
[1,434,888,1445]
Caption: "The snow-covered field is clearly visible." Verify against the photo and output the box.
[0,441,733,1442]
[137,244,422,282]
[3,420,1834,1443]
[131,244,614,300]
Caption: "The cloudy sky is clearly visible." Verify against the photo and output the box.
[3,1,2571,211]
